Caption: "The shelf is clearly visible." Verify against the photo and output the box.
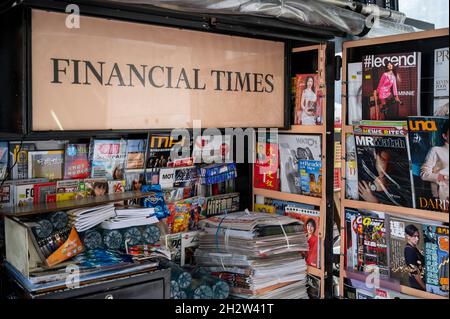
[292,45,320,53]
[253,188,322,207]
[342,270,447,300]
[342,199,449,223]
[0,191,151,217]
[343,28,448,50]
[307,266,324,278]
[280,125,325,134]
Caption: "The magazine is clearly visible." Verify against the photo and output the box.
[298,159,322,197]
[0,142,7,180]
[362,52,421,120]
[192,134,232,164]
[294,74,322,125]
[259,197,316,216]
[125,139,146,169]
[204,192,240,218]
[28,150,64,180]
[354,127,414,207]
[33,182,57,204]
[89,139,127,180]
[348,62,363,124]
[345,134,358,200]
[84,178,108,197]
[434,98,449,117]
[64,144,90,179]
[279,134,321,195]
[9,141,66,180]
[254,134,279,191]
[124,169,145,191]
[408,117,449,212]
[146,134,190,168]
[423,225,449,296]
[284,206,320,268]
[388,216,426,290]
[434,47,449,99]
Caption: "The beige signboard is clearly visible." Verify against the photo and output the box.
[31,10,285,131]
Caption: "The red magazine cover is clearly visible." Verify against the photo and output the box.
[33,182,57,204]
[285,206,320,268]
[254,134,279,191]
[362,52,421,120]
[294,74,322,125]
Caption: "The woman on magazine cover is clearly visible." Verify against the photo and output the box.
[420,123,449,207]
[305,218,318,267]
[404,224,426,291]
[374,62,402,119]
[296,76,318,125]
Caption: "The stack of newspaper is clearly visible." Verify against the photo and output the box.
[195,211,309,299]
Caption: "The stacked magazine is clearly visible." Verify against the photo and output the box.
[195,211,309,299]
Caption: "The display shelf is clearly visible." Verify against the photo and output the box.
[253,188,322,207]
[338,28,450,300]
[292,45,321,53]
[0,191,151,217]
[307,266,324,278]
[342,199,449,223]
[342,270,447,300]
[281,125,324,134]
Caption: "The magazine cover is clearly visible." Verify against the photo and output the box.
[174,166,198,188]
[294,74,322,125]
[423,225,449,296]
[108,180,125,194]
[434,47,449,98]
[9,141,67,180]
[33,182,57,204]
[261,197,315,216]
[64,144,90,179]
[90,139,127,180]
[56,179,83,201]
[204,192,240,218]
[355,130,414,207]
[389,216,426,290]
[279,134,321,194]
[84,178,108,197]
[28,150,64,180]
[0,182,13,208]
[434,98,449,117]
[0,142,7,180]
[146,134,190,168]
[254,133,279,191]
[192,134,232,164]
[159,168,175,189]
[345,209,386,276]
[408,117,449,212]
[298,159,322,197]
[124,169,145,191]
[362,52,421,120]
[15,183,36,207]
[348,62,363,124]
[125,139,146,169]
[285,206,320,268]
[345,134,359,200]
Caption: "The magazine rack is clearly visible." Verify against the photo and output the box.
[339,28,449,300]
[253,43,335,298]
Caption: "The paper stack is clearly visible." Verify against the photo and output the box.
[100,207,158,230]
[195,211,309,299]
[67,204,116,232]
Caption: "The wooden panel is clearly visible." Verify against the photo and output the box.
[31,10,285,131]
[282,125,324,134]
[292,45,321,53]
[343,28,449,49]
[0,191,151,217]
[253,188,322,207]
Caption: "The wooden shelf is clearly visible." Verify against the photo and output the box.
[280,125,324,134]
[253,188,322,207]
[342,199,449,223]
[292,45,320,53]
[342,270,447,300]
[343,28,448,50]
[0,191,151,217]
[307,266,324,278]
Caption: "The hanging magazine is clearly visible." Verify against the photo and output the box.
[362,52,421,120]
[254,133,279,191]
[423,225,449,296]
[354,125,414,207]
[408,117,449,213]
